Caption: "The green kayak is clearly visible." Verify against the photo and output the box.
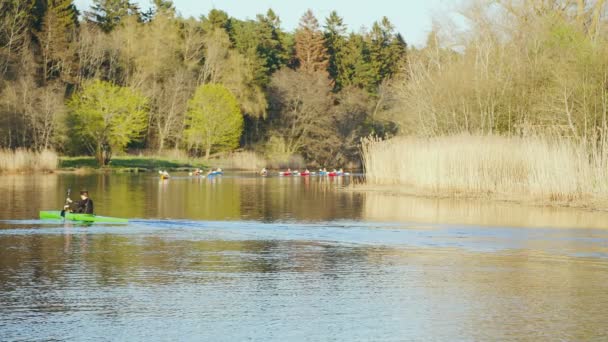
[39,210,128,223]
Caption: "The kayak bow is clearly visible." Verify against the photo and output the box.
[39,211,128,223]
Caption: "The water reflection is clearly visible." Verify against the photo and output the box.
[1,173,608,340]
[1,222,607,340]
[0,173,364,222]
[363,192,608,229]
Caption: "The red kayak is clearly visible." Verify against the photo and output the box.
[301,172,311,176]
[279,172,292,176]
[328,172,337,177]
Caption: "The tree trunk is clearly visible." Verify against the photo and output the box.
[95,145,104,166]
[205,146,211,159]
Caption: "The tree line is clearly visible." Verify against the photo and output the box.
[388,0,608,156]
[0,0,406,166]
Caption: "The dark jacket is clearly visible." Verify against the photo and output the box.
[71,198,94,214]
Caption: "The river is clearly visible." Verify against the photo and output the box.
[1,172,607,341]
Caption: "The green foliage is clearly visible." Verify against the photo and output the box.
[59,155,206,170]
[368,17,406,87]
[185,84,243,158]
[229,11,290,86]
[67,80,148,165]
[0,3,409,166]
[201,9,231,32]
[324,11,347,90]
[87,0,141,32]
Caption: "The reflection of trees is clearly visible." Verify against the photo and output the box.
[1,173,364,221]
[239,176,364,222]
[0,174,59,219]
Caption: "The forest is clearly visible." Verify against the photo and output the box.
[0,0,406,167]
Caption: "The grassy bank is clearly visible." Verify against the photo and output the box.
[60,155,208,171]
[0,149,58,173]
[361,135,608,208]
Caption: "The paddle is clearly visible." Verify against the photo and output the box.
[60,187,71,218]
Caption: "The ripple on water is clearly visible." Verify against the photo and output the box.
[1,219,608,340]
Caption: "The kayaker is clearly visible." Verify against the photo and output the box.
[64,190,94,214]
[260,167,268,176]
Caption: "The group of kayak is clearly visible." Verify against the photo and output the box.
[159,168,224,180]
[189,168,223,177]
[261,168,351,177]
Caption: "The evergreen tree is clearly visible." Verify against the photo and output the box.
[201,9,231,33]
[324,11,347,90]
[339,33,374,91]
[36,0,78,83]
[368,17,406,86]
[230,10,289,86]
[294,10,328,73]
[86,0,140,32]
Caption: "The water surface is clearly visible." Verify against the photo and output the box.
[1,173,607,341]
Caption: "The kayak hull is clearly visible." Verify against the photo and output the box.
[39,211,128,223]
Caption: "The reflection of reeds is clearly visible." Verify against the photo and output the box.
[363,192,608,229]
[361,135,608,202]
[0,149,58,172]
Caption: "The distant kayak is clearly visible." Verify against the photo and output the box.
[207,171,223,177]
[39,211,128,223]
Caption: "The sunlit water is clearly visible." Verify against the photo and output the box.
[1,173,608,341]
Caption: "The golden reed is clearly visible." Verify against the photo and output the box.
[0,149,58,172]
[361,135,608,202]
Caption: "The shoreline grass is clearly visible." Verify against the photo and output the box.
[0,149,58,173]
[211,151,267,171]
[59,155,208,171]
[360,135,608,209]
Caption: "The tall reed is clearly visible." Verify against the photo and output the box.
[214,151,268,171]
[0,149,58,172]
[361,135,608,202]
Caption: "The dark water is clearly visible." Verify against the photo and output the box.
[1,173,608,341]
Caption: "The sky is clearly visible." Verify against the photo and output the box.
[73,0,456,47]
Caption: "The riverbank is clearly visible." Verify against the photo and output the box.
[360,135,608,211]
[59,156,208,172]
[352,184,608,213]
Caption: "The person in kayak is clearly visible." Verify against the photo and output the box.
[64,190,94,214]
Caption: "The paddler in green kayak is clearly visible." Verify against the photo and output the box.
[63,190,94,214]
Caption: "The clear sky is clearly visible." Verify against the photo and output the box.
[73,0,455,47]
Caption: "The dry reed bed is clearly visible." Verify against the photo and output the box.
[361,135,608,202]
[0,149,58,172]
[213,151,268,171]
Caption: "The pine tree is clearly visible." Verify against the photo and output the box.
[201,9,231,33]
[86,0,141,32]
[294,9,328,74]
[368,17,406,86]
[324,11,347,90]
[36,0,78,83]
